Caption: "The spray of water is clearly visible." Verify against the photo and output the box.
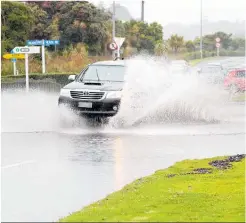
[1,89,106,133]
[109,55,229,128]
[1,89,62,132]
[1,55,235,133]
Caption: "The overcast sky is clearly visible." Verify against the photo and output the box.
[90,0,246,25]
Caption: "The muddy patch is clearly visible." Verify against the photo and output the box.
[192,168,213,174]
[208,160,232,170]
[165,154,245,178]
[209,154,245,170]
[226,154,245,162]
[167,174,177,178]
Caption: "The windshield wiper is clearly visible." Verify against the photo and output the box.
[96,68,101,82]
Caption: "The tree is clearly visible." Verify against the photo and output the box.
[202,34,214,51]
[185,40,196,52]
[230,38,245,51]
[58,2,111,54]
[154,40,168,56]
[1,1,34,53]
[202,32,233,51]
[140,22,163,53]
[146,22,163,42]
[1,1,163,56]
[46,16,60,40]
[28,3,50,39]
[168,34,184,54]
[123,20,163,54]
[214,31,232,49]
[115,20,126,37]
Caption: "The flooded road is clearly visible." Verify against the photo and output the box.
[1,57,245,222]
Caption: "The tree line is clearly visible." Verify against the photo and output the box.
[1,1,163,56]
[1,1,245,58]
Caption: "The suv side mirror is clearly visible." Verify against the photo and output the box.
[68,75,76,81]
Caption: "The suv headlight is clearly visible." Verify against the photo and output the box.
[106,91,122,99]
[60,88,70,97]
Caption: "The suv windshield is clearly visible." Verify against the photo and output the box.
[80,65,125,82]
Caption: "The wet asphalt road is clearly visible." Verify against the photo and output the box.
[1,57,245,222]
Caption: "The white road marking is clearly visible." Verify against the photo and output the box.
[1,160,36,169]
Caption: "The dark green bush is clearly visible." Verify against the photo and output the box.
[1,73,76,86]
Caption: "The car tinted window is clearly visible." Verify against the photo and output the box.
[80,65,125,82]
[236,70,245,77]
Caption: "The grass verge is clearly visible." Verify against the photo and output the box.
[60,155,245,222]
[232,93,246,102]
[189,57,215,66]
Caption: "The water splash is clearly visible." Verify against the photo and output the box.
[109,55,229,128]
[1,55,239,133]
[1,89,84,132]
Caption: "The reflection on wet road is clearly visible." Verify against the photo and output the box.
[1,57,245,221]
[2,131,245,221]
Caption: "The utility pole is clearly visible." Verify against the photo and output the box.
[141,0,145,22]
[200,0,203,59]
[112,1,116,59]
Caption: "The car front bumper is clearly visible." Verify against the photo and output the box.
[58,96,121,117]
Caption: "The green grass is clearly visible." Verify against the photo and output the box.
[59,155,245,222]
[232,93,246,102]
[189,57,215,66]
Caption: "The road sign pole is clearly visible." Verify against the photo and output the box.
[25,53,29,92]
[215,42,220,57]
[117,48,120,57]
[13,60,16,76]
[42,39,45,74]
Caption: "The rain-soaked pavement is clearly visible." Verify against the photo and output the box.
[1,57,245,222]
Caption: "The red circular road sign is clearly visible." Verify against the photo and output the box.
[216,43,221,48]
[215,37,220,42]
[108,42,118,51]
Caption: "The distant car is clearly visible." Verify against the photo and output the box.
[170,60,191,74]
[171,60,189,65]
[197,63,225,84]
[224,68,246,92]
[207,62,222,67]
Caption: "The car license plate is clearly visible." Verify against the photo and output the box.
[78,102,92,108]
